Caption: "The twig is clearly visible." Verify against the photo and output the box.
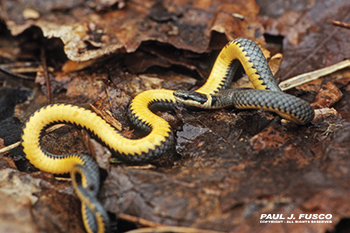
[119,213,226,233]
[0,141,21,154]
[41,46,51,104]
[102,79,114,117]
[279,59,350,90]
[332,20,350,30]
[118,213,163,228]
[0,66,34,80]
[125,226,227,233]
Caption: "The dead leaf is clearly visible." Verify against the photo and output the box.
[2,1,350,232]
[311,82,343,109]
[2,0,265,62]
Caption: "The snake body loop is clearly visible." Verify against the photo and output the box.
[174,38,315,125]
[70,155,110,233]
[22,38,314,233]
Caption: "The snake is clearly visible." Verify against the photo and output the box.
[173,88,314,125]
[21,38,315,233]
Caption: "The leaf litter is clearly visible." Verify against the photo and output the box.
[0,0,350,232]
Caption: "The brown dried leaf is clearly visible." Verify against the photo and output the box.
[268,53,283,75]
[3,0,264,62]
[4,1,350,232]
[312,108,340,124]
[0,168,85,233]
[311,82,343,109]
[260,1,350,80]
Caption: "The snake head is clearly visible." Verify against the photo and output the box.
[173,90,209,106]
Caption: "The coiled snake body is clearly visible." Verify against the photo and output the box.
[22,38,314,233]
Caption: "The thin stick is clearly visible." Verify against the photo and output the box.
[0,141,21,154]
[119,213,226,233]
[41,46,51,104]
[279,59,350,90]
[332,20,350,30]
[125,226,227,233]
[0,66,34,80]
[118,213,163,228]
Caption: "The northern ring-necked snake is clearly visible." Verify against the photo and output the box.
[22,38,314,233]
